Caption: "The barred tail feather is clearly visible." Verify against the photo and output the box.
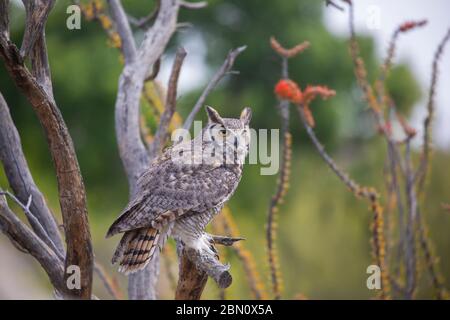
[114,227,160,275]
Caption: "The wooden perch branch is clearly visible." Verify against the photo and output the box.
[185,246,232,287]
[175,248,208,300]
[175,235,242,299]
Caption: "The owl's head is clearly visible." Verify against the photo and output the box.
[203,106,252,164]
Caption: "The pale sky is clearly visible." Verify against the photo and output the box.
[323,0,450,150]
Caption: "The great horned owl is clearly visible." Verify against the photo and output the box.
[106,106,252,274]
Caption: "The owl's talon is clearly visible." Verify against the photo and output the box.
[208,234,245,246]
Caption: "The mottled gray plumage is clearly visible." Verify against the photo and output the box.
[106,106,252,274]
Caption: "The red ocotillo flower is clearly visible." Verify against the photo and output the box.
[302,85,336,106]
[274,79,303,104]
[399,20,427,33]
[275,80,336,128]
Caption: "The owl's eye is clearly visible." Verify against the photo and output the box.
[218,129,228,137]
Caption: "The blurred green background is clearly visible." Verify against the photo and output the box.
[0,0,449,299]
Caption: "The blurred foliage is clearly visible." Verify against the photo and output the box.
[0,0,448,299]
[386,65,422,115]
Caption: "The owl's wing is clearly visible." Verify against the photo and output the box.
[106,159,238,237]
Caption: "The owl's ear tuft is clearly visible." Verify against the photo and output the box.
[205,106,225,125]
[240,107,252,125]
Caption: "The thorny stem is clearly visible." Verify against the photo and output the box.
[404,139,417,299]
[266,100,291,300]
[343,0,379,112]
[415,207,446,299]
[416,28,450,192]
[386,141,406,280]
[297,107,373,198]
[376,29,400,107]
[222,207,267,300]
[265,53,291,300]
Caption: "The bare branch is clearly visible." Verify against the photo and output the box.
[20,0,55,59]
[30,33,54,102]
[183,46,247,130]
[0,195,68,296]
[179,1,208,9]
[127,0,160,30]
[0,0,9,38]
[108,0,137,64]
[114,0,180,195]
[0,189,64,260]
[128,257,160,300]
[144,58,161,82]
[0,36,94,299]
[0,92,64,254]
[94,261,124,300]
[325,0,344,11]
[148,47,186,158]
